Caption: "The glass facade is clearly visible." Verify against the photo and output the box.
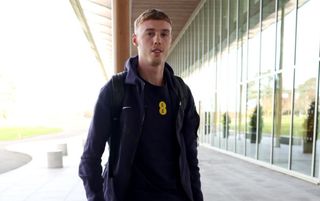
[168,0,320,181]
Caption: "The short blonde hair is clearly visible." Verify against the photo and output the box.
[134,8,172,33]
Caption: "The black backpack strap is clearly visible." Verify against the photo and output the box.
[109,71,126,177]
[111,72,126,120]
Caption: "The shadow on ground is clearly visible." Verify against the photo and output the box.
[0,149,32,174]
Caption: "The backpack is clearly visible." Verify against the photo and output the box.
[108,71,188,177]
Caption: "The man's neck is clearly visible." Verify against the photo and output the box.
[137,61,165,86]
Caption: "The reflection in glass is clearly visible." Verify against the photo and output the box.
[246,81,258,158]
[247,0,260,79]
[227,49,238,152]
[208,0,214,57]
[276,0,296,71]
[238,0,248,81]
[213,92,219,148]
[221,0,228,51]
[261,0,276,75]
[317,64,320,177]
[273,71,293,169]
[237,84,247,155]
[292,0,319,176]
[226,6,238,150]
[214,0,221,54]
[291,68,316,175]
[219,54,229,150]
[229,0,237,47]
[258,76,273,162]
[166,0,320,181]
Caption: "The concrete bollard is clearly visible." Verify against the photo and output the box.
[56,143,68,156]
[47,151,63,168]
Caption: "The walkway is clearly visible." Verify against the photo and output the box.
[0,129,320,201]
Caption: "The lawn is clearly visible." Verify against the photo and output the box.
[227,114,307,137]
[0,127,63,141]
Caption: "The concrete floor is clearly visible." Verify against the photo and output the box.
[1,130,320,201]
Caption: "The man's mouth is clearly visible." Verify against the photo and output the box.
[152,49,162,53]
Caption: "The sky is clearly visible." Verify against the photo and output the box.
[0,0,106,127]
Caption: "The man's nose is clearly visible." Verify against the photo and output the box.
[154,33,161,44]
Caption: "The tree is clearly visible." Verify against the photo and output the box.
[222,112,231,138]
[249,105,263,143]
[303,101,315,153]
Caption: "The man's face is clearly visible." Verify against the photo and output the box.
[132,19,172,67]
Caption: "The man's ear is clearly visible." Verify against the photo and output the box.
[132,33,138,47]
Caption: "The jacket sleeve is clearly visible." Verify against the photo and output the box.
[79,81,113,201]
[183,85,204,201]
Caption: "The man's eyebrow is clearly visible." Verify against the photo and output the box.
[144,28,171,32]
[145,28,155,32]
[161,29,170,33]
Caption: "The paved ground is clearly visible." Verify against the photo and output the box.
[0,129,320,201]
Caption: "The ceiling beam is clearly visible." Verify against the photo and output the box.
[69,0,108,79]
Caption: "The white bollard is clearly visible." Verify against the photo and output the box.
[47,151,63,168]
[56,143,68,156]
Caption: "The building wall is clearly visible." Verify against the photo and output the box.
[168,0,320,182]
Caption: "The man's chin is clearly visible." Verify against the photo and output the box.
[150,58,162,67]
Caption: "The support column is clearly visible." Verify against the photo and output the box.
[113,0,130,73]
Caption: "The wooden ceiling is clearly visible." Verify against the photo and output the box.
[70,0,201,78]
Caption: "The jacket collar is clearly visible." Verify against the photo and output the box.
[124,55,175,87]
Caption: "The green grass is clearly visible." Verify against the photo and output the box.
[228,115,306,137]
[0,127,63,141]
[261,115,305,136]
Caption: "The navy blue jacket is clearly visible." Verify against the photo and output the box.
[79,56,203,201]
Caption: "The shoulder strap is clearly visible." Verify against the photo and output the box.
[111,72,126,120]
[109,71,126,177]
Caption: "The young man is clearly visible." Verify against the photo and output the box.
[79,9,203,201]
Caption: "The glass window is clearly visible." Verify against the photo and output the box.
[208,0,214,57]
[238,0,249,82]
[182,35,186,77]
[213,90,219,148]
[218,54,229,150]
[189,18,194,74]
[229,0,237,47]
[237,84,247,155]
[261,0,276,75]
[294,0,320,176]
[276,0,296,71]
[273,71,293,169]
[292,67,316,175]
[247,0,260,79]
[239,0,249,40]
[246,80,258,158]
[221,0,228,51]
[227,48,238,152]
[194,15,199,72]
[191,21,195,74]
[186,30,190,75]
[215,0,221,54]
[258,76,274,162]
[203,2,209,62]
[198,9,204,70]
[199,101,204,143]
[317,60,320,178]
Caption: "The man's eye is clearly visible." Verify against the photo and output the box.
[147,32,154,36]
[161,33,168,37]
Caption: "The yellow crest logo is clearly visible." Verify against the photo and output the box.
[159,101,167,115]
